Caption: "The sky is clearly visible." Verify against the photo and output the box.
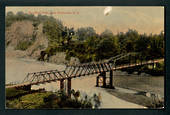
[6,6,164,34]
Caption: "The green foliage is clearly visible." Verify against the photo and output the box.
[76,27,97,41]
[6,90,101,109]
[6,92,53,109]
[96,37,118,60]
[5,11,60,28]
[6,11,164,64]
[15,41,32,51]
[42,20,63,45]
[6,11,36,27]
[6,88,29,99]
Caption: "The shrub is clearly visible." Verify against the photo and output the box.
[15,41,32,50]
[6,89,102,109]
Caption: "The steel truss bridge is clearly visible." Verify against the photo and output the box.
[6,52,164,97]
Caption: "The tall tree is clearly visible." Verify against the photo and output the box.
[76,27,96,41]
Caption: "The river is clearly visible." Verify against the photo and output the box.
[6,57,164,108]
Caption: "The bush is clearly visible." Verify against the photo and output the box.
[6,89,102,109]
[40,90,93,109]
[15,41,32,50]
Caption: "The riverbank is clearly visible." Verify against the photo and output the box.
[112,71,164,97]
[104,71,164,108]
[105,87,164,109]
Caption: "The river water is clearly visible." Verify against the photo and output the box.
[6,57,164,108]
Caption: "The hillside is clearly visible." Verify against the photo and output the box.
[6,20,47,57]
[5,20,74,64]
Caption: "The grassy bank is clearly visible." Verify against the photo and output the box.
[6,88,101,109]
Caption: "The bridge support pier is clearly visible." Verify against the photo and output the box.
[67,78,71,98]
[109,70,115,89]
[96,76,99,87]
[152,60,155,69]
[102,72,106,88]
[60,79,64,90]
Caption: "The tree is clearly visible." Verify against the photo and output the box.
[42,20,64,46]
[148,33,164,58]
[100,29,114,39]
[76,27,96,41]
[96,36,118,60]
[117,29,139,53]
[6,11,14,17]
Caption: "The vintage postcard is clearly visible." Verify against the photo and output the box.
[5,6,164,109]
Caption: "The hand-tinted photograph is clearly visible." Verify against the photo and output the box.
[5,6,164,109]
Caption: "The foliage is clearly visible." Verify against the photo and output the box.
[42,20,64,45]
[6,11,164,65]
[5,11,57,27]
[76,27,97,41]
[6,88,29,99]
[15,41,33,51]
[6,91,53,109]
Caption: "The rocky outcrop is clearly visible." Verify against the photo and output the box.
[5,20,80,65]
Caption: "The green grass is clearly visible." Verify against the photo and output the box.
[19,92,53,109]
[6,88,29,99]
[6,90,101,109]
[6,92,53,109]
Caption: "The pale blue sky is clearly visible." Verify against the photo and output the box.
[6,6,164,34]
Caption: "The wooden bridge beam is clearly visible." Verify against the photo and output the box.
[88,64,93,74]
[87,65,92,74]
[103,63,109,71]
[75,66,80,77]
[70,66,76,76]
[83,65,89,75]
[100,64,106,72]
[79,66,84,76]
[96,64,101,73]
[93,64,98,73]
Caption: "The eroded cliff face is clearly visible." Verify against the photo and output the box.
[6,20,48,58]
[5,20,80,65]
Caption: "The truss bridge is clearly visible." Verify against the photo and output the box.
[6,52,164,97]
